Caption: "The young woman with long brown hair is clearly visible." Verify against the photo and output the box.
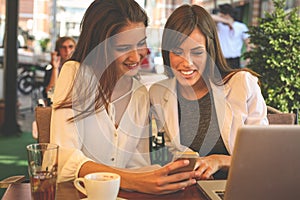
[150,4,268,180]
[50,0,198,194]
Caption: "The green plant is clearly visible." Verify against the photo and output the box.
[244,0,300,114]
[39,38,50,52]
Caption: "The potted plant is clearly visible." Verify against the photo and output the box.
[244,0,299,115]
[39,38,50,52]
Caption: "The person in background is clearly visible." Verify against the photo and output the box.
[211,4,250,69]
[33,37,76,139]
[150,4,268,180]
[43,36,76,99]
[50,0,197,194]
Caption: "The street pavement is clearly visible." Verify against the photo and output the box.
[18,92,35,133]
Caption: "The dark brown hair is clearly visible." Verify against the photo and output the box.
[219,4,235,19]
[55,0,148,121]
[162,4,258,85]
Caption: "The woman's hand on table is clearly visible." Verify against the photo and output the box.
[194,154,231,180]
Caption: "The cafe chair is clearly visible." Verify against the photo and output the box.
[0,106,52,188]
[267,106,298,125]
[35,106,52,143]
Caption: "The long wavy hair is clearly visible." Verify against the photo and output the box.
[55,0,148,121]
[162,4,258,85]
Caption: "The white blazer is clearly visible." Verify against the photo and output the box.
[149,71,269,155]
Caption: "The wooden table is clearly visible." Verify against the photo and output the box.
[2,181,209,200]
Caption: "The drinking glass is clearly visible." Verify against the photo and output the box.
[26,143,59,200]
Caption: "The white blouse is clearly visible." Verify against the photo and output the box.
[50,61,151,182]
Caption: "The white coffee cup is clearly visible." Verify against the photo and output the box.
[74,172,120,200]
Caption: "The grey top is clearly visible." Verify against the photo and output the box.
[178,89,229,156]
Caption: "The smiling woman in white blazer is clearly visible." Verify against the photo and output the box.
[149,5,268,180]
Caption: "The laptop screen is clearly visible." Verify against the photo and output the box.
[198,125,300,200]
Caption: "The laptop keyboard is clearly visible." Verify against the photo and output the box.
[215,191,225,200]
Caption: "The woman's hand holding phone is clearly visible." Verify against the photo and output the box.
[169,151,199,174]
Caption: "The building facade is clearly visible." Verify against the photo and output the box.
[0,0,298,49]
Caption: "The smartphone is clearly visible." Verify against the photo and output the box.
[169,151,199,174]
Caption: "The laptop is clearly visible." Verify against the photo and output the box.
[198,125,300,200]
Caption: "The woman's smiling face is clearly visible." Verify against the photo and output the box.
[169,28,207,87]
[112,22,147,78]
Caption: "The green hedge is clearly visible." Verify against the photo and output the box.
[244,0,300,114]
